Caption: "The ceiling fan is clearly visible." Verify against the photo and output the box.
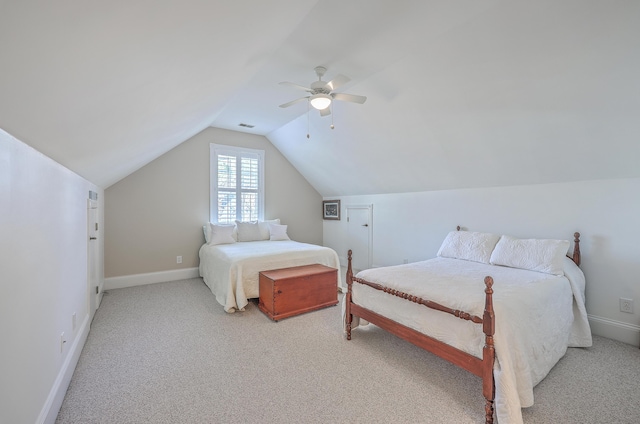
[278,66,367,116]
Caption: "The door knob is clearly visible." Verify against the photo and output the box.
[361,224,368,227]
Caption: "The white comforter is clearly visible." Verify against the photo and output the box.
[199,240,341,312]
[348,257,592,424]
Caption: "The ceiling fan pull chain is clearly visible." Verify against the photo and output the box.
[331,105,335,130]
[307,100,310,139]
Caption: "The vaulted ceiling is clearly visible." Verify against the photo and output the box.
[2,1,639,195]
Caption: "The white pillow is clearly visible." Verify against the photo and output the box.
[269,223,290,241]
[208,224,236,245]
[205,222,238,242]
[489,235,570,276]
[203,225,210,243]
[235,220,262,242]
[437,231,501,264]
[258,219,280,240]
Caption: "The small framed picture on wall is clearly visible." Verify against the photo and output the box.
[322,200,340,220]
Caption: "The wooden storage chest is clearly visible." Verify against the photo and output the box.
[258,264,338,321]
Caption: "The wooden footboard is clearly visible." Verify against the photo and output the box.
[344,250,496,424]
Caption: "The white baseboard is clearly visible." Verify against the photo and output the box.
[588,314,640,347]
[39,313,90,424]
[104,267,200,290]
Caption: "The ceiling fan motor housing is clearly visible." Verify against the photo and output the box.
[310,81,330,95]
[311,66,331,94]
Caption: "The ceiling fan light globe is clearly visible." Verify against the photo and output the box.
[309,94,331,110]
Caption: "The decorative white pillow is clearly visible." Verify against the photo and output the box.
[269,223,290,241]
[208,224,236,245]
[489,235,570,276]
[203,225,210,243]
[205,222,238,243]
[258,219,280,240]
[235,220,262,242]
[437,231,501,264]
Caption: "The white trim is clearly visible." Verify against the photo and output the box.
[104,267,200,290]
[210,143,265,223]
[39,313,91,424]
[588,314,640,347]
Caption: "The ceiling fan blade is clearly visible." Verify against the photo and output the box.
[279,81,313,92]
[319,107,331,117]
[332,92,367,104]
[326,74,350,91]
[279,97,309,108]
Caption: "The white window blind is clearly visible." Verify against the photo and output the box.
[210,144,264,223]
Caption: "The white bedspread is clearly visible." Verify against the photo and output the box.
[199,240,341,312]
[347,257,592,424]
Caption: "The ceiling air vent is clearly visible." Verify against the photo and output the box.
[238,123,255,128]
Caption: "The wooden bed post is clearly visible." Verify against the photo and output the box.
[573,232,581,266]
[482,276,496,424]
[345,250,354,340]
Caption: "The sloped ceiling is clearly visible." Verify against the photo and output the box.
[1,1,639,195]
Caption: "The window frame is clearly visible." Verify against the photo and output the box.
[210,143,265,224]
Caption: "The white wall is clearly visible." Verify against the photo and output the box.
[324,178,640,346]
[0,129,104,424]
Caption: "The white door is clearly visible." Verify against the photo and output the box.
[346,205,372,272]
[87,199,100,320]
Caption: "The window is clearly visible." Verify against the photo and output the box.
[210,144,264,224]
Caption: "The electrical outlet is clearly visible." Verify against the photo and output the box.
[176,256,182,264]
[403,259,408,264]
[620,298,634,314]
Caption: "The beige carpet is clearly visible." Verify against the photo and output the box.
[56,278,640,423]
